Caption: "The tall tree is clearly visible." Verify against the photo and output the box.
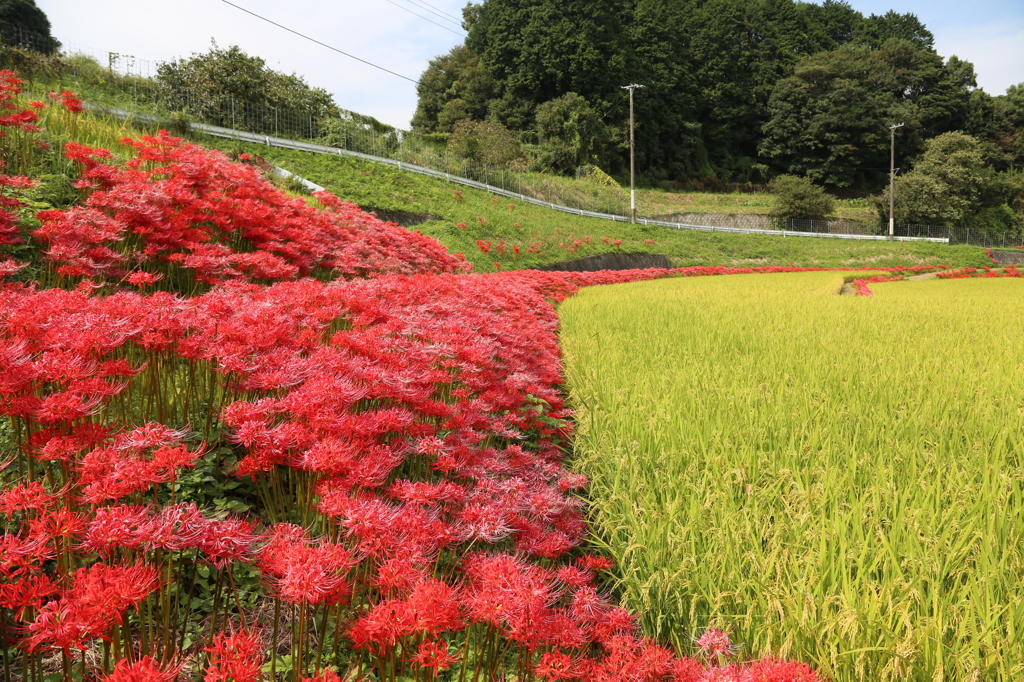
[0,0,60,54]
[411,46,496,133]
[156,44,336,128]
[759,40,975,189]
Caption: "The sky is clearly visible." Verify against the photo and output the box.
[36,0,1024,130]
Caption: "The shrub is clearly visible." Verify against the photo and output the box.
[769,174,836,219]
[447,118,522,167]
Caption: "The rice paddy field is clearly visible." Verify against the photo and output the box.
[559,273,1024,682]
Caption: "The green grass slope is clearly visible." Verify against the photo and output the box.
[195,135,990,272]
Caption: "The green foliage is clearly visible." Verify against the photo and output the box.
[316,111,402,157]
[0,0,60,53]
[854,9,933,49]
[447,118,523,167]
[195,133,991,271]
[155,43,337,133]
[411,45,496,133]
[430,0,968,185]
[985,83,1024,169]
[759,39,974,188]
[768,174,835,219]
[534,92,610,171]
[875,131,1022,230]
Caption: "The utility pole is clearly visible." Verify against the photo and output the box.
[622,84,645,224]
[889,122,904,240]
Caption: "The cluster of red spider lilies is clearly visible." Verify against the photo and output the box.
[0,70,829,682]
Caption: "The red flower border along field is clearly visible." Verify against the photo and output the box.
[0,71,965,682]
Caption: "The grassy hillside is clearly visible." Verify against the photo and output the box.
[196,135,988,272]
[637,187,875,222]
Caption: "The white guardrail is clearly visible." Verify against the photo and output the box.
[88,104,949,244]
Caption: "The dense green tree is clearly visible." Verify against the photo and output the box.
[411,46,496,133]
[156,44,336,132]
[417,0,985,187]
[876,131,1021,230]
[534,92,610,171]
[759,39,975,189]
[794,0,861,54]
[465,0,628,109]
[0,0,59,53]
[447,119,523,167]
[854,10,933,50]
[769,174,836,219]
[987,84,1024,169]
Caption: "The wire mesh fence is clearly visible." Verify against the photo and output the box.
[2,26,1023,248]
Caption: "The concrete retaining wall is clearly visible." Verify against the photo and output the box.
[537,252,673,272]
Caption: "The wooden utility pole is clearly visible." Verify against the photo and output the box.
[622,84,645,224]
[888,122,904,240]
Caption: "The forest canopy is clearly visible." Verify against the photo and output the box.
[412,0,1024,193]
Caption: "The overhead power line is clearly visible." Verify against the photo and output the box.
[383,0,466,36]
[398,0,464,28]
[405,0,463,24]
[218,0,419,84]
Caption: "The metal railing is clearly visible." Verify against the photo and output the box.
[87,103,952,244]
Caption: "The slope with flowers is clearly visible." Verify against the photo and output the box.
[193,135,992,274]
[0,70,837,682]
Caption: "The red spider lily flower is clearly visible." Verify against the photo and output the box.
[0,534,53,579]
[26,506,86,546]
[74,562,162,614]
[743,659,820,681]
[670,657,706,682]
[60,91,84,114]
[577,554,614,572]
[300,671,343,682]
[125,271,163,287]
[0,481,56,515]
[0,257,26,278]
[554,565,593,587]
[535,650,584,681]
[0,573,60,619]
[24,599,109,652]
[407,638,460,672]
[696,628,734,660]
[82,505,157,555]
[25,563,160,652]
[204,628,265,682]
[104,655,186,682]
[258,527,354,605]
[197,515,259,568]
